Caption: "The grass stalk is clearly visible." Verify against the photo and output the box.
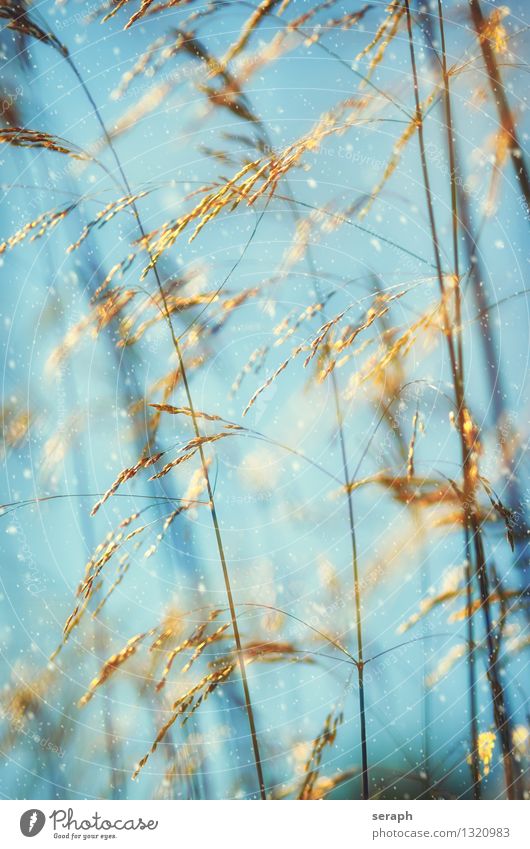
[405,0,516,799]
[468,0,530,212]
[63,50,266,799]
[332,383,368,799]
[436,0,479,797]
[471,519,517,798]
[464,526,481,798]
[284,196,369,799]
[260,100,370,793]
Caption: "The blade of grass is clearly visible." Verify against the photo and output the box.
[404,0,517,798]
[468,0,530,214]
[59,42,266,799]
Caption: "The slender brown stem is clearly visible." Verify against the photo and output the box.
[404,0,517,799]
[333,388,368,799]
[464,526,481,798]
[468,0,530,214]
[470,519,517,798]
[454,148,530,539]
[437,0,464,381]
[64,53,266,799]
[271,146,369,796]
[403,2,460,397]
[437,0,479,798]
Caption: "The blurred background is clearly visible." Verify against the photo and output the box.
[0,0,529,799]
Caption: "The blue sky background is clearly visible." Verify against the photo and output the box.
[0,0,529,799]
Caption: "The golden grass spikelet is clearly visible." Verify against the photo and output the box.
[398,589,461,634]
[173,661,234,724]
[40,411,84,483]
[149,612,184,654]
[149,403,241,430]
[181,623,231,674]
[298,707,343,799]
[46,288,138,374]
[389,479,457,508]
[476,731,496,777]
[1,407,32,454]
[345,304,440,398]
[287,0,340,32]
[448,590,521,623]
[94,288,137,334]
[230,346,269,397]
[111,34,170,100]
[91,452,163,514]
[132,711,181,780]
[290,1,373,47]
[58,513,147,647]
[91,80,173,157]
[91,253,137,302]
[482,128,512,217]
[152,609,226,690]
[309,289,407,380]
[327,6,373,32]
[242,343,306,416]
[242,641,313,665]
[0,666,57,751]
[117,289,220,347]
[142,511,178,560]
[283,208,326,268]
[0,204,78,254]
[56,595,91,654]
[140,160,261,275]
[148,449,198,481]
[460,407,482,492]
[142,99,363,275]
[479,476,516,551]
[274,297,331,346]
[234,29,297,87]
[340,473,457,510]
[355,1,404,72]
[78,633,148,707]
[149,403,222,422]
[92,553,131,617]
[199,83,260,126]
[132,661,234,779]
[67,193,147,253]
[478,6,510,54]
[358,88,437,219]
[222,286,261,315]
[301,769,357,799]
[101,0,130,25]
[306,303,379,369]
[407,411,419,480]
[220,0,281,70]
[0,6,67,55]
[425,644,467,688]
[512,725,529,759]
[134,366,182,419]
[144,463,211,560]
[0,127,85,158]
[124,0,157,29]
[148,432,236,482]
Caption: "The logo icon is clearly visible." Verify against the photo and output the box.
[20,810,46,837]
